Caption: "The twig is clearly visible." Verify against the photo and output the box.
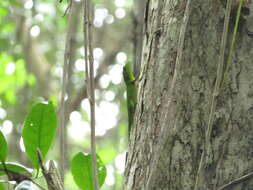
[1,161,11,182]
[217,171,253,190]
[194,0,233,189]
[37,149,64,190]
[84,1,99,190]
[63,0,73,17]
[84,0,90,99]
[145,0,192,189]
[59,0,77,182]
[0,168,31,184]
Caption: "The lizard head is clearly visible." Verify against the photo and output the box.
[123,63,135,83]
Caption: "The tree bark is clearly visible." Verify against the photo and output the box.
[125,0,253,190]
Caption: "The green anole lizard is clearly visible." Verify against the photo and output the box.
[123,63,137,138]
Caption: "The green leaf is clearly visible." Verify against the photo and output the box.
[0,183,4,190]
[97,148,116,164]
[0,162,32,176]
[0,130,7,162]
[71,152,107,190]
[22,102,57,169]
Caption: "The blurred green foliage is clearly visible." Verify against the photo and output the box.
[0,54,35,104]
[0,0,134,189]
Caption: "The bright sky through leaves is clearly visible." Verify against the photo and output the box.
[115,8,126,19]
[24,0,33,9]
[115,152,126,174]
[116,52,127,63]
[0,108,7,119]
[99,74,110,89]
[105,165,115,186]
[115,0,125,7]
[2,120,13,135]
[5,62,15,75]
[30,25,40,37]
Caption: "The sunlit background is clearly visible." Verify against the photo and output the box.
[0,0,135,189]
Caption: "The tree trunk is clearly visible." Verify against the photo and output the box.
[124,0,253,190]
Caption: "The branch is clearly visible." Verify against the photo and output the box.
[67,50,118,114]
[37,150,64,190]
[217,171,253,190]
[58,0,81,181]
[84,1,99,190]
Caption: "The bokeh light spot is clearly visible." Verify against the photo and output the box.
[116,52,127,64]
[115,152,126,174]
[105,91,115,101]
[0,108,7,119]
[105,15,114,24]
[75,59,85,72]
[99,74,111,89]
[93,48,104,60]
[24,0,33,9]
[115,8,126,19]
[30,25,40,37]
[109,64,122,84]
[5,62,16,75]
[115,0,125,7]
[2,120,13,135]
[105,165,115,186]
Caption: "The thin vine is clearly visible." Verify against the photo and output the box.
[83,1,99,190]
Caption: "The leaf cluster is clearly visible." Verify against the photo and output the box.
[0,102,106,190]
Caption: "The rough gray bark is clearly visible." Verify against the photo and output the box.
[124,0,253,190]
